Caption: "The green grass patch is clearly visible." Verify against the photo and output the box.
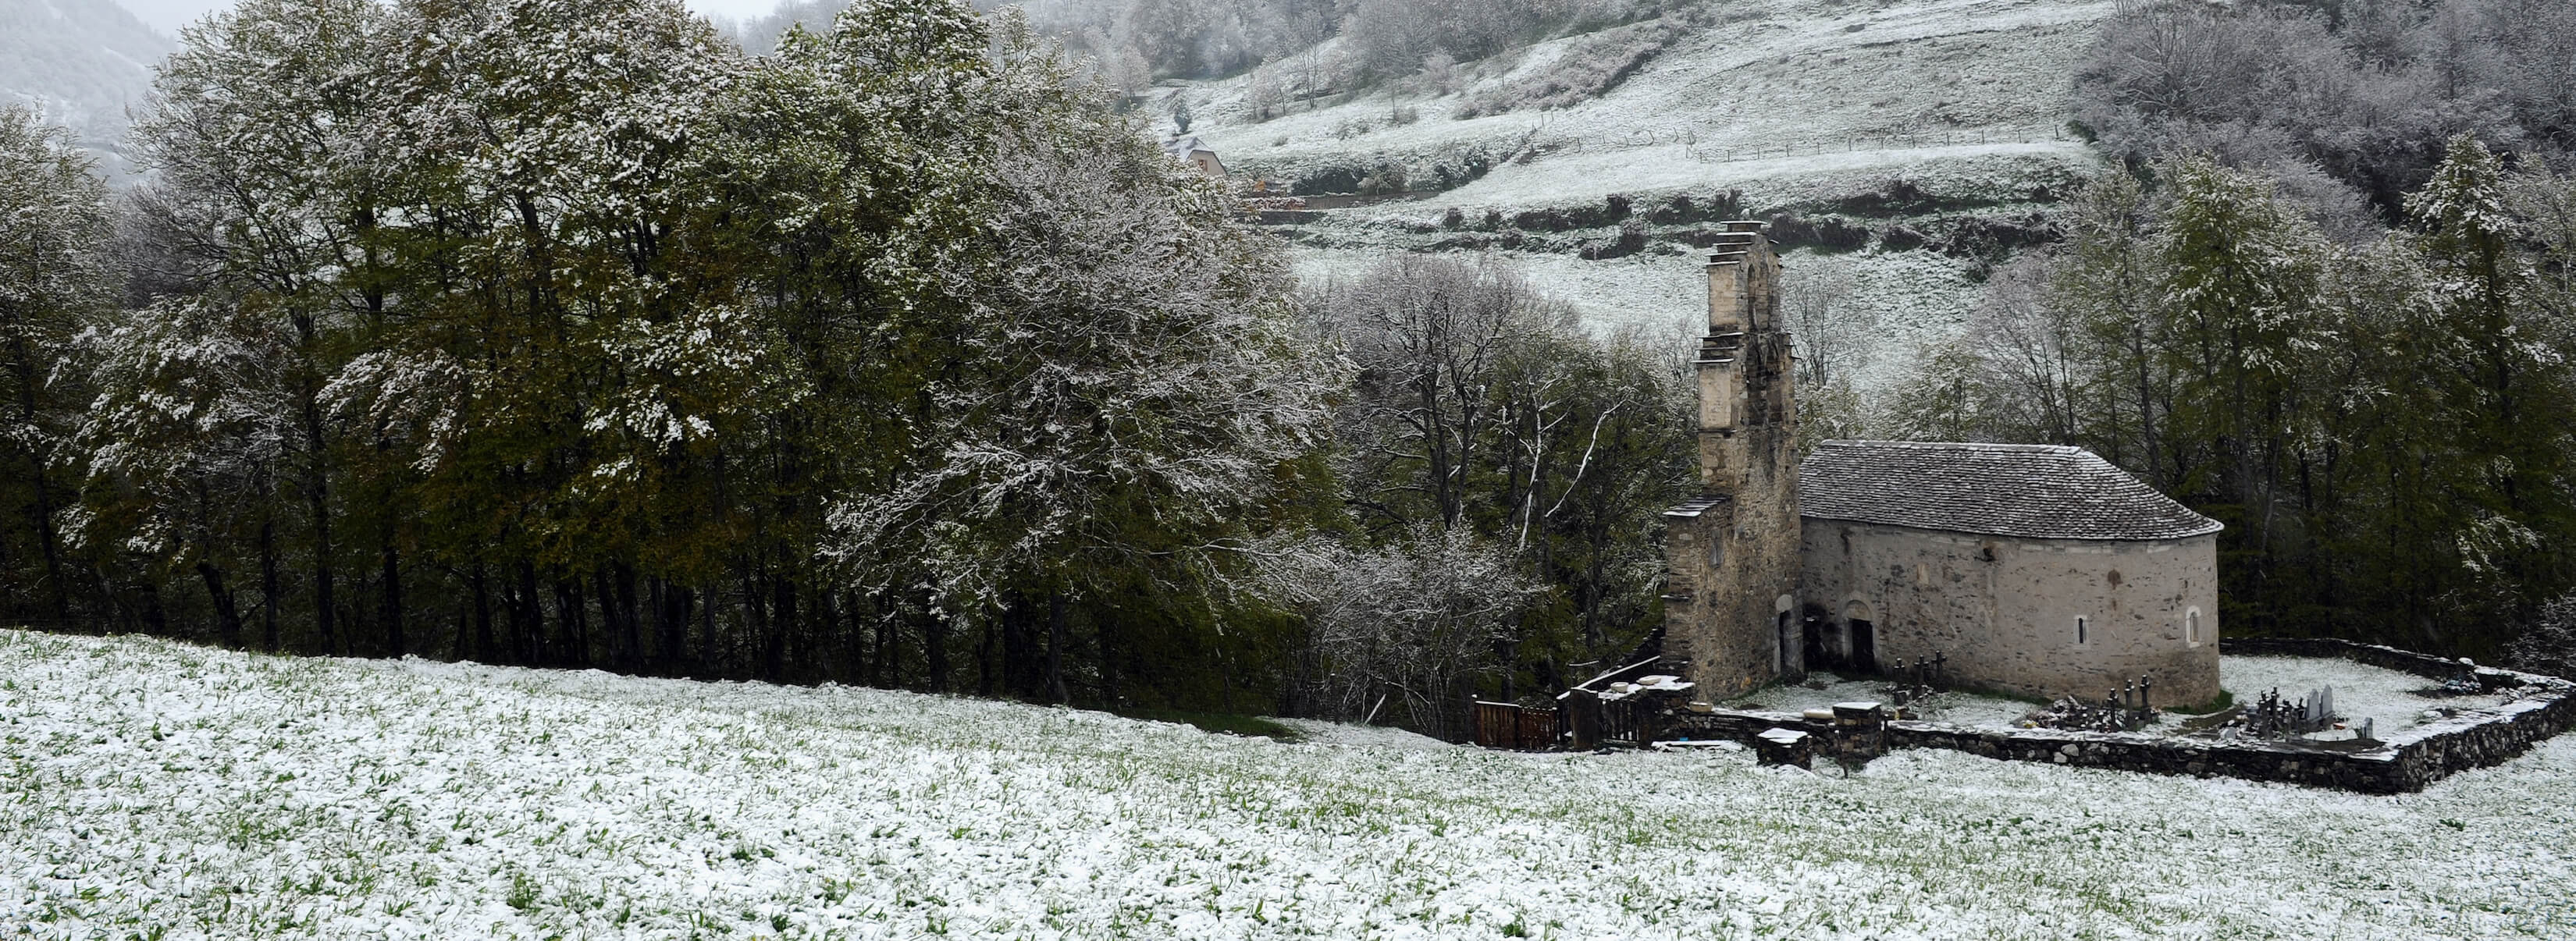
[1107,707,1303,742]
[2170,689,2236,716]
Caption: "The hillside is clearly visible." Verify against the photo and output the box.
[1167,0,2114,389]
[0,0,173,179]
[5,629,2570,938]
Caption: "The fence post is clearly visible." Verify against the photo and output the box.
[1564,688,1600,750]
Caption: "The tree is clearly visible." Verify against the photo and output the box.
[0,106,113,621]
[72,296,295,648]
[827,89,1334,701]
[2400,134,2575,634]
[136,0,390,653]
[2507,590,2576,679]
[1306,254,1690,701]
[1252,525,1544,738]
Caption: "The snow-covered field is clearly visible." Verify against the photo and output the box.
[5,630,2571,939]
[1183,0,2120,396]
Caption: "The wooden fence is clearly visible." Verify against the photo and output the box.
[1472,701,1560,751]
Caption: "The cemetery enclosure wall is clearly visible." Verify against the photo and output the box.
[1663,639,2576,794]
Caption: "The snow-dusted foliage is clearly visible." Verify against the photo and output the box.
[827,66,1334,626]
[0,105,113,621]
[2507,593,2576,680]
[21,0,1377,708]
[1885,137,2576,654]
[70,295,297,646]
[1248,526,1543,738]
[1300,254,1691,702]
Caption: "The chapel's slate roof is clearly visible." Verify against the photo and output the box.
[1797,440,2222,541]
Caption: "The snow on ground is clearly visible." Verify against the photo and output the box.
[1272,718,1454,751]
[1194,0,2114,207]
[2221,655,2514,742]
[5,630,2572,939]
[1290,242,1979,383]
[1725,656,2517,740]
[1194,0,2119,397]
[1722,671,2037,730]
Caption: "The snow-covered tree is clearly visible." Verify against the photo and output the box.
[824,16,1335,700]
[0,105,114,620]
[73,296,297,648]
[136,0,389,652]
[1251,526,1544,739]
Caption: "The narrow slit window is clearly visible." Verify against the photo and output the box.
[2076,616,2089,646]
[2186,609,2203,646]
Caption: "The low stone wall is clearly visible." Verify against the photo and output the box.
[1662,638,2576,794]
[2219,637,2505,690]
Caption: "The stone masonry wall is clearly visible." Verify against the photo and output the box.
[1659,638,2576,794]
[1798,522,2221,705]
[1663,223,1802,698]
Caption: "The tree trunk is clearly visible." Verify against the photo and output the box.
[696,584,717,675]
[923,606,950,693]
[509,561,541,665]
[197,562,243,648]
[470,562,494,662]
[666,582,695,673]
[553,578,589,667]
[1046,591,1071,704]
[768,575,796,681]
[977,619,995,697]
[380,538,404,657]
[1098,608,1119,708]
[614,562,642,672]
[258,513,280,651]
[1001,593,1037,698]
[871,599,895,687]
[292,312,337,655]
[593,567,628,670]
[842,591,867,685]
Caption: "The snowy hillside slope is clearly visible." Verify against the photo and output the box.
[5,629,2571,939]
[1174,0,2116,386]
[0,0,174,181]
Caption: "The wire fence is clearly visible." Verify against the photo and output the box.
[1513,125,2073,164]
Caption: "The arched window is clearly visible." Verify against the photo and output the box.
[2186,608,2204,647]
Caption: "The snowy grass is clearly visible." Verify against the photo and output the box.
[1724,671,2038,730]
[5,629,2572,939]
[2220,655,2514,743]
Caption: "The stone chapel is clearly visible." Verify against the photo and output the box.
[1658,224,2223,706]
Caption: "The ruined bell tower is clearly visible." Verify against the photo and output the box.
[1660,222,1802,697]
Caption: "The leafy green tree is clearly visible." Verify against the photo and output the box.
[136,0,388,652]
[0,106,113,621]
[2401,133,2574,635]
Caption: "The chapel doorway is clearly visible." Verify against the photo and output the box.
[1849,619,1877,674]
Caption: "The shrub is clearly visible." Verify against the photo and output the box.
[2509,592,2576,680]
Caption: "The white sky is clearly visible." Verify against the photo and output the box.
[119,0,784,37]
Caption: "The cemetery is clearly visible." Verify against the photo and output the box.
[1479,637,2576,794]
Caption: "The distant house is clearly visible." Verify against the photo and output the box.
[1656,223,2222,707]
[1161,135,1227,178]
